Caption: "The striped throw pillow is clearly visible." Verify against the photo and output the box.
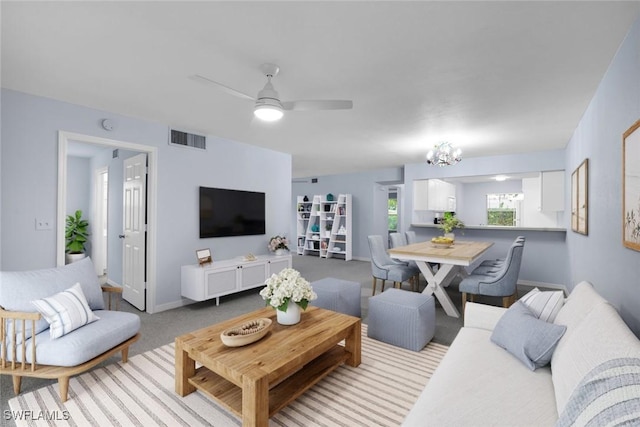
[31,282,99,339]
[519,287,565,323]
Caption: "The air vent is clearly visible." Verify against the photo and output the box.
[169,129,206,150]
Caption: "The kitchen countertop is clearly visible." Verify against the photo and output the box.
[411,223,566,232]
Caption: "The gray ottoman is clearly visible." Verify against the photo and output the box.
[311,277,362,317]
[367,288,435,351]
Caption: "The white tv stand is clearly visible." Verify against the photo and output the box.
[181,254,292,305]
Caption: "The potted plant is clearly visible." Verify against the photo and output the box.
[65,209,89,264]
[438,213,465,240]
[260,268,317,325]
[268,235,289,255]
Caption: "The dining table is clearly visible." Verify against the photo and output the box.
[388,240,494,318]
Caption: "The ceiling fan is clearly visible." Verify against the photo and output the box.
[189,63,353,121]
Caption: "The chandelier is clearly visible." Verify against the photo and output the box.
[426,142,462,166]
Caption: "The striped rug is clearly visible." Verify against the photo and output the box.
[8,325,448,426]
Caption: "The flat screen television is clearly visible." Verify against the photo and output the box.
[199,187,266,238]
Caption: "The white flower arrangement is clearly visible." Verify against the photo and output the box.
[259,268,317,312]
[268,235,289,252]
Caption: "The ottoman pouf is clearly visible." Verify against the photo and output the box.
[367,288,435,351]
[311,277,362,317]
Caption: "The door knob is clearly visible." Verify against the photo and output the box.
[119,234,125,239]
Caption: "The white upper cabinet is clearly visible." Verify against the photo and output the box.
[540,171,564,212]
[413,180,430,210]
[413,179,456,212]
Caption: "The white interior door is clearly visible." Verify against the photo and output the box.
[122,153,147,310]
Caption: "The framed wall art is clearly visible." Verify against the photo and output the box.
[196,248,212,266]
[623,119,640,251]
[571,158,589,235]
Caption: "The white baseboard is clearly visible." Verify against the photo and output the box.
[518,280,568,295]
[153,298,193,313]
[106,278,122,287]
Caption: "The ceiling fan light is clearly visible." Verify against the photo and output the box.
[254,96,284,121]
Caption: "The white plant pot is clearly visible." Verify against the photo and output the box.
[276,303,301,325]
[275,249,287,256]
[65,252,86,264]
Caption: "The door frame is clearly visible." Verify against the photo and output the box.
[57,130,158,313]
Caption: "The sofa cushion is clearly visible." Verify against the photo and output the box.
[553,281,606,334]
[491,301,566,370]
[0,257,104,339]
[551,301,640,415]
[31,283,99,339]
[519,287,564,322]
[403,327,559,426]
[12,310,140,367]
[556,357,640,427]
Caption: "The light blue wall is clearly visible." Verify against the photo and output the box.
[565,16,640,334]
[292,168,403,259]
[66,156,92,256]
[0,89,292,310]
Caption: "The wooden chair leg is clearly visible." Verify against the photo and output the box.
[372,277,377,296]
[461,293,467,317]
[12,375,21,395]
[122,347,130,363]
[381,279,386,293]
[59,376,70,402]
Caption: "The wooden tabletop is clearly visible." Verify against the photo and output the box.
[388,240,494,266]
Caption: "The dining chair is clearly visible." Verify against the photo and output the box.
[367,235,419,295]
[389,233,420,291]
[405,230,417,244]
[475,236,525,271]
[459,243,524,313]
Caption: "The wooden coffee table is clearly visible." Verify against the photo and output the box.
[175,306,361,427]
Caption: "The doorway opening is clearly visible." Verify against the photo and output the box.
[57,131,158,313]
[93,167,109,278]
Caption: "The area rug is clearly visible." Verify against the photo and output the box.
[8,325,448,426]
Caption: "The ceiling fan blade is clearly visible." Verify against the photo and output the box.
[188,74,255,101]
[281,100,353,111]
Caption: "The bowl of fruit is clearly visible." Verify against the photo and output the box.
[431,236,454,248]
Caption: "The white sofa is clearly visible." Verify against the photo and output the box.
[403,281,640,426]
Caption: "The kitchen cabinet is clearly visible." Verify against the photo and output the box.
[413,179,456,212]
[540,171,564,211]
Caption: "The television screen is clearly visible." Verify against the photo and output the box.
[199,187,266,238]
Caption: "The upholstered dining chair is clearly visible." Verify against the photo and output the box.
[367,235,419,295]
[405,230,417,244]
[476,236,525,271]
[459,243,525,313]
[389,233,420,291]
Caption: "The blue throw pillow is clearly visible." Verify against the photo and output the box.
[491,301,567,370]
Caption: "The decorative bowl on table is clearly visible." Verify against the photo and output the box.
[431,236,454,248]
[220,318,272,347]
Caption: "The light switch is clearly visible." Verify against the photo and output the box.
[35,219,53,230]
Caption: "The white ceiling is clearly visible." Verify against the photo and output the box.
[3,1,639,178]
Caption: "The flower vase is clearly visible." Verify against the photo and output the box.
[277,303,301,325]
[275,248,286,256]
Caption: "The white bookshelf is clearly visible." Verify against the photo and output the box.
[297,194,352,261]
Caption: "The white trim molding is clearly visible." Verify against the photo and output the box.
[57,131,159,314]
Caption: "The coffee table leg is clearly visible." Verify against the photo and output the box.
[175,339,195,396]
[344,321,362,367]
[243,371,269,427]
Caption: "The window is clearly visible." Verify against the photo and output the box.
[388,191,398,231]
[486,193,523,226]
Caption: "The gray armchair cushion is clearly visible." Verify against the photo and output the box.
[0,257,105,340]
[491,301,566,370]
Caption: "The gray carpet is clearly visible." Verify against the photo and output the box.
[1,254,536,426]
